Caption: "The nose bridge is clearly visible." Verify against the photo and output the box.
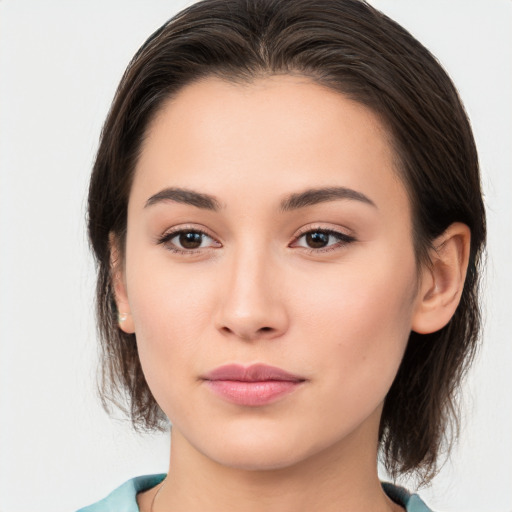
[215,238,287,340]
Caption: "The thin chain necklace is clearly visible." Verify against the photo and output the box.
[150,479,166,512]
[149,477,402,512]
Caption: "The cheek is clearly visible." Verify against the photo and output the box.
[124,255,220,415]
[298,253,417,391]
[126,246,215,342]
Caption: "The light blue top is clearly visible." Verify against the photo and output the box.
[77,474,433,511]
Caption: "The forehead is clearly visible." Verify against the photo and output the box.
[144,74,392,161]
[132,74,408,218]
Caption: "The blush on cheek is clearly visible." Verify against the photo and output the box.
[322,277,413,374]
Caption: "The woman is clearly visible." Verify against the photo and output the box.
[79,0,486,510]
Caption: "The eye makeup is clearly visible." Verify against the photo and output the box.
[156,224,357,257]
[290,227,356,254]
[157,225,221,255]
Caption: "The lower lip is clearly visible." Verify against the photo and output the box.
[205,380,302,406]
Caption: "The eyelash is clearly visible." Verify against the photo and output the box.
[157,226,219,255]
[292,227,356,254]
[157,226,356,255]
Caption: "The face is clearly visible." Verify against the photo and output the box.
[116,75,424,471]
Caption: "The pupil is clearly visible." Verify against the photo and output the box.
[306,232,329,248]
[179,232,202,249]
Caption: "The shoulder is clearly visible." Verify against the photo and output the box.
[76,474,166,512]
[382,482,435,512]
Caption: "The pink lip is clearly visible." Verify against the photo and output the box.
[202,364,305,406]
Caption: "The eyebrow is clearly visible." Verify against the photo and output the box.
[144,185,376,212]
[145,187,222,210]
[280,186,377,211]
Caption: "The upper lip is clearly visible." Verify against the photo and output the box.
[203,364,305,382]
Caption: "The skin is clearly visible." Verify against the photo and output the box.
[113,75,470,512]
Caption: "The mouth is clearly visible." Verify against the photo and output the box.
[201,363,306,406]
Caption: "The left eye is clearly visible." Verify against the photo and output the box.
[293,229,354,250]
[160,230,219,251]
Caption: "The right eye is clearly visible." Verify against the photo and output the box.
[158,229,221,254]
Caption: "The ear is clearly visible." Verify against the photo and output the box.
[109,233,135,334]
[411,222,471,334]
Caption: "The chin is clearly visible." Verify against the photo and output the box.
[188,424,307,471]
[200,425,338,473]
[210,446,305,472]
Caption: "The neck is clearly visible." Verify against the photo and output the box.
[143,413,402,512]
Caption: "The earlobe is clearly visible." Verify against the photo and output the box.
[411,222,471,334]
[109,233,135,334]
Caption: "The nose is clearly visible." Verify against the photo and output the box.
[214,246,289,342]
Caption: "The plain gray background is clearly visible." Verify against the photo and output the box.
[0,1,511,511]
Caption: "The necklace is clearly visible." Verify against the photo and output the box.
[150,479,166,512]
[149,477,403,512]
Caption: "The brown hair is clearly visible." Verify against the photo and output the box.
[88,0,486,482]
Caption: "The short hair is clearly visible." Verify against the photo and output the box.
[87,0,486,483]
